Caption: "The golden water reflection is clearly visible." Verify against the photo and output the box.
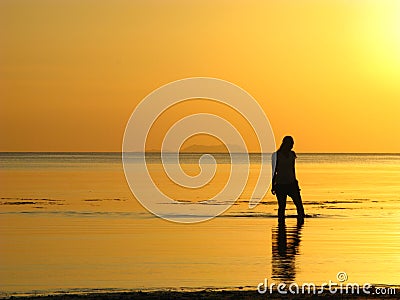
[272,220,303,283]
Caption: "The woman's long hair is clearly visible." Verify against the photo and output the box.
[278,136,296,157]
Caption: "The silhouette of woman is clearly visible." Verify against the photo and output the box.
[272,136,305,221]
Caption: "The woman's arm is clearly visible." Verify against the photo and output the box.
[292,151,297,180]
[271,152,278,194]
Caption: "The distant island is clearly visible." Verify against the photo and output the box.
[146,144,246,153]
[181,144,245,153]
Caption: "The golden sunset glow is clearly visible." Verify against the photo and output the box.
[1,0,400,152]
[2,2,400,296]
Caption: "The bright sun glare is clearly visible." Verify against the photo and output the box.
[358,3,400,86]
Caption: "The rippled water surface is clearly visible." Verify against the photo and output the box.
[1,153,399,295]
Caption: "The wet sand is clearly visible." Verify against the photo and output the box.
[4,288,399,300]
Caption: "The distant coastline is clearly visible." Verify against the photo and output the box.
[1,152,400,155]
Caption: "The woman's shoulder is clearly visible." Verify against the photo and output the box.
[275,150,297,159]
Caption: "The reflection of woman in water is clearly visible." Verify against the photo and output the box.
[272,136,305,221]
[271,220,303,282]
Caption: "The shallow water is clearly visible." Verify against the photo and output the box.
[0,153,399,295]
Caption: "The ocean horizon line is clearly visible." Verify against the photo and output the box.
[0,151,400,155]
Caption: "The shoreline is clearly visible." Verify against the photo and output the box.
[2,286,399,300]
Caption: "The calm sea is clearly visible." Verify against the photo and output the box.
[1,153,399,296]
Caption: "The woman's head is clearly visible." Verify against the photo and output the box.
[279,136,294,152]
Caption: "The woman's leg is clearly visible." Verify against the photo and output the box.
[276,188,287,220]
[289,183,305,218]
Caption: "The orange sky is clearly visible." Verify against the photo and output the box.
[1,0,399,152]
